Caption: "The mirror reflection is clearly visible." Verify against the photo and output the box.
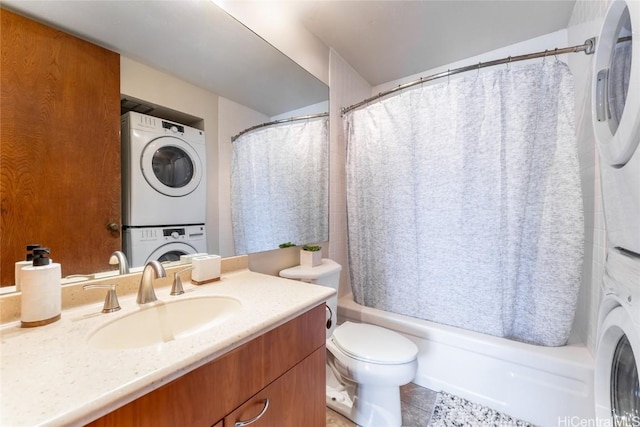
[231,113,329,254]
[0,1,329,289]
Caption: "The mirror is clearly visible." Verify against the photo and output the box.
[0,1,329,289]
[230,112,329,255]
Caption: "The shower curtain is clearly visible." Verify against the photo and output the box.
[344,61,583,346]
[231,117,329,254]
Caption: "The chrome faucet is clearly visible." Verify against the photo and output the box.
[137,260,166,305]
[109,251,130,275]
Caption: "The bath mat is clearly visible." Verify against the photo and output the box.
[426,392,535,427]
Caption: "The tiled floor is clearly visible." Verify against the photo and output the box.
[326,382,438,427]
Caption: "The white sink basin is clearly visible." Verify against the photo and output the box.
[88,296,242,350]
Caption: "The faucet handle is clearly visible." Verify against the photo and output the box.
[171,266,194,296]
[83,283,121,313]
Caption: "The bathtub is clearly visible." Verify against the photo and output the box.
[338,294,595,427]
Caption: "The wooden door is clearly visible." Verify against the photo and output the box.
[224,348,326,427]
[1,9,121,285]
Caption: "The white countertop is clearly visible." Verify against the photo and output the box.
[0,269,334,427]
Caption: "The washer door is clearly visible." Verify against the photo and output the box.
[141,136,203,197]
[595,305,640,425]
[145,242,198,264]
[592,0,640,166]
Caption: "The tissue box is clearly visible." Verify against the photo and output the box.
[191,255,221,285]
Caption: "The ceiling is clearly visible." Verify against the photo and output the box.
[278,0,578,86]
[1,0,578,111]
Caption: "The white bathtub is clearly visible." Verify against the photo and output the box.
[338,294,595,427]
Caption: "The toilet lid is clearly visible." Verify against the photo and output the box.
[332,322,418,364]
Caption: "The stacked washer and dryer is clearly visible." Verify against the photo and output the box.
[592,0,640,424]
[121,112,207,268]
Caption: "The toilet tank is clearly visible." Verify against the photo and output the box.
[279,259,342,338]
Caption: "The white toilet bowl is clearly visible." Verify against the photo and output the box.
[326,321,418,427]
[279,259,418,427]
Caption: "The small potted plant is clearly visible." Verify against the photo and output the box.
[300,244,322,267]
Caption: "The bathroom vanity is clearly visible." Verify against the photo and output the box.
[88,305,326,427]
[0,268,334,426]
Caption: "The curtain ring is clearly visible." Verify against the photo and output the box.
[507,56,511,69]
[477,62,481,76]
[554,48,559,61]
[447,69,450,85]
[543,49,548,64]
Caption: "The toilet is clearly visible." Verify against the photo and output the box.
[279,259,418,427]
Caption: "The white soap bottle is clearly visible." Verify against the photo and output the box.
[20,247,62,327]
[14,244,41,292]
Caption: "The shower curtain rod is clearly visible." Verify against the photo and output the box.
[231,112,329,142]
[340,37,597,116]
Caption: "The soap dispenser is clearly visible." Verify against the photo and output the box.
[20,247,62,327]
[14,244,41,292]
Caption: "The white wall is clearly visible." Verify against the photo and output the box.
[120,57,220,255]
[328,49,372,296]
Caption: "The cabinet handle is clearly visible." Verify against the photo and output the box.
[234,398,269,427]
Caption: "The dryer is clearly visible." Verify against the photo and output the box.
[123,225,207,268]
[592,0,640,254]
[121,111,206,227]
[595,249,640,425]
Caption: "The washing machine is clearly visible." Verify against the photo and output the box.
[121,111,206,227]
[595,249,640,425]
[123,225,207,268]
[592,0,640,424]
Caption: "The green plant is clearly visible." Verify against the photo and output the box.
[279,242,296,248]
[302,244,321,252]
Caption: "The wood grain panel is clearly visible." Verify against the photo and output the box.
[87,305,326,427]
[224,347,326,427]
[1,9,121,285]
[263,301,327,384]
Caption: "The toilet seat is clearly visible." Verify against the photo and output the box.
[331,322,418,364]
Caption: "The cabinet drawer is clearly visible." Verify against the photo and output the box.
[224,347,325,427]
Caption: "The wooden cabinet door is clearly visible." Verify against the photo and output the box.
[1,9,121,285]
[224,347,325,427]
